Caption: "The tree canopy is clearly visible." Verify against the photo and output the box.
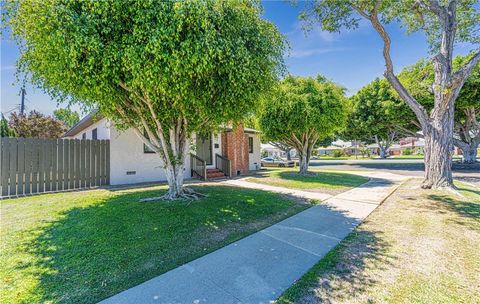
[5,0,286,198]
[53,108,80,128]
[399,54,480,163]
[345,78,416,158]
[258,75,348,173]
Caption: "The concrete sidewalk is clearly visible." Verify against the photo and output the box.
[100,172,408,304]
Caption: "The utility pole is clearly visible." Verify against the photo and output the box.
[20,87,26,115]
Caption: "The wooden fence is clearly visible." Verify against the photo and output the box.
[1,138,110,198]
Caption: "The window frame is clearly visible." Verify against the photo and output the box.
[248,136,254,154]
[91,128,98,140]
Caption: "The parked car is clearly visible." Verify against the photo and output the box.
[261,157,295,167]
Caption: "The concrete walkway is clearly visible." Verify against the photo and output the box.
[100,172,408,304]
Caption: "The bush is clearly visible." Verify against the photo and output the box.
[403,148,412,155]
[332,149,344,158]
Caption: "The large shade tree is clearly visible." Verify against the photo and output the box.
[399,55,480,163]
[5,0,285,199]
[346,78,417,158]
[258,75,348,174]
[302,0,480,189]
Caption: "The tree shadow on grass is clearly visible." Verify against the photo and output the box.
[18,185,307,304]
[280,228,394,304]
[426,192,480,229]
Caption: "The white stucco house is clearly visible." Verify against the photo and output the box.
[64,112,261,185]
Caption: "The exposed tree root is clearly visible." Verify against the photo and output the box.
[139,187,206,203]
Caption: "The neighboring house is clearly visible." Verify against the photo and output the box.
[317,145,341,156]
[400,138,425,154]
[64,113,261,185]
[366,143,402,156]
[260,144,297,159]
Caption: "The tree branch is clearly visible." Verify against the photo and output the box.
[366,10,430,127]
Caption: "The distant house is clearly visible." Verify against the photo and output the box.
[400,138,425,154]
[317,145,341,156]
[261,144,297,159]
[64,113,261,185]
[366,143,402,156]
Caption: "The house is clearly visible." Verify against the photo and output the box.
[260,144,297,159]
[317,145,341,156]
[64,113,262,185]
[366,143,402,156]
[400,138,425,154]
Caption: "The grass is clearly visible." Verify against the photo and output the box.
[0,184,310,304]
[246,168,369,195]
[277,180,480,304]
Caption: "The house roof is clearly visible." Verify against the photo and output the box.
[63,110,102,137]
[64,111,260,137]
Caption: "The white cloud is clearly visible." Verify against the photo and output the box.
[289,47,349,58]
[1,65,16,71]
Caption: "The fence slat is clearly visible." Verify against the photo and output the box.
[99,140,104,185]
[58,139,64,191]
[31,139,39,193]
[8,138,17,196]
[64,139,70,190]
[45,139,52,192]
[1,138,10,197]
[80,139,85,188]
[85,140,91,188]
[105,140,110,185]
[51,139,58,192]
[74,139,80,188]
[69,139,75,189]
[95,141,101,186]
[24,139,32,195]
[38,139,45,193]
[17,138,25,195]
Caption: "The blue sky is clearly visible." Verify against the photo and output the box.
[0,1,475,117]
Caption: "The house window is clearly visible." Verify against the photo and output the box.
[248,137,254,153]
[143,130,156,153]
[92,128,98,140]
[82,133,86,140]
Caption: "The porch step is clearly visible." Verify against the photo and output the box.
[206,169,226,179]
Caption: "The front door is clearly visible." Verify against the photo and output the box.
[196,134,212,165]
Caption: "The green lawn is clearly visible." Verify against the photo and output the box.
[278,180,480,304]
[246,169,369,195]
[1,184,310,304]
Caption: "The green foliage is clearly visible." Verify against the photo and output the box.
[345,78,416,143]
[403,148,412,155]
[302,0,479,52]
[399,54,480,123]
[1,114,15,137]
[258,75,349,145]
[53,108,80,128]
[332,149,344,158]
[8,111,66,138]
[5,0,285,135]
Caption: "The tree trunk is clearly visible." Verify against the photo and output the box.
[163,156,187,200]
[379,147,387,159]
[297,143,311,175]
[286,148,292,161]
[422,108,455,189]
[462,144,478,164]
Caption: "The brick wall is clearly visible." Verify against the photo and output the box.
[221,125,249,176]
